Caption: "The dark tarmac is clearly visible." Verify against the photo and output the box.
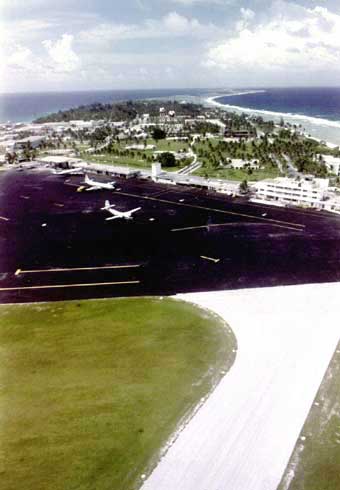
[1,168,340,303]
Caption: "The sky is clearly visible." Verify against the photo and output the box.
[1,0,340,92]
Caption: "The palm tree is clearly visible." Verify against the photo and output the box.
[5,152,14,164]
[239,180,249,194]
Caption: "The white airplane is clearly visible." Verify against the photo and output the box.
[84,174,115,191]
[53,167,84,175]
[101,200,141,220]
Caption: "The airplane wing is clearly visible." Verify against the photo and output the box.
[105,215,121,221]
[86,186,99,191]
[129,207,141,214]
[108,208,123,217]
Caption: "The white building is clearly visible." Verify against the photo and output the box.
[152,162,162,178]
[14,135,45,150]
[253,177,329,208]
[228,159,260,170]
[70,120,94,129]
[322,155,340,176]
[323,196,340,214]
[0,139,16,153]
[36,155,84,167]
[125,144,155,150]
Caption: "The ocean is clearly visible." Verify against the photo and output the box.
[211,87,340,146]
[2,87,340,146]
[0,88,208,124]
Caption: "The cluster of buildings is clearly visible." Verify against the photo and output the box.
[252,176,340,213]
[2,107,340,215]
[322,154,340,176]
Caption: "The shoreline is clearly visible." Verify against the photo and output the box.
[206,95,340,147]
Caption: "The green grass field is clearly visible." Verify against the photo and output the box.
[83,153,152,168]
[195,165,280,181]
[278,340,340,490]
[0,297,236,490]
[81,153,185,173]
[147,138,190,152]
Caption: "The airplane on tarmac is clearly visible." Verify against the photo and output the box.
[84,174,115,191]
[101,200,141,220]
[53,167,84,175]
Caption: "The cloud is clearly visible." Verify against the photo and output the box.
[78,11,220,44]
[170,0,238,5]
[163,11,200,32]
[1,0,45,8]
[6,44,35,71]
[205,3,340,74]
[42,34,80,72]
[235,7,255,31]
[170,0,225,4]
[2,33,81,89]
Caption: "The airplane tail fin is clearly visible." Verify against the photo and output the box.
[101,200,110,210]
[101,200,115,210]
[85,174,90,184]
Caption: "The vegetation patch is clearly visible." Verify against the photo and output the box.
[0,297,236,490]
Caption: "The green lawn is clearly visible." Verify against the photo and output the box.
[83,153,152,169]
[278,340,340,490]
[147,138,190,152]
[81,152,186,172]
[0,297,236,490]
[194,165,280,181]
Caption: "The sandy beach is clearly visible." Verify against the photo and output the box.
[141,282,340,490]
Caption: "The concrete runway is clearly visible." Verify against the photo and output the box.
[1,168,340,303]
[141,283,340,490]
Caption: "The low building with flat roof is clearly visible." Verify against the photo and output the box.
[36,155,84,168]
[322,154,340,176]
[253,177,329,208]
[14,135,45,150]
[228,159,260,170]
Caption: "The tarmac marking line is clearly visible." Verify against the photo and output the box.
[200,255,220,263]
[246,201,333,220]
[0,216,9,221]
[0,280,140,292]
[149,189,174,198]
[115,191,305,230]
[16,264,142,275]
[65,183,82,188]
[171,222,302,233]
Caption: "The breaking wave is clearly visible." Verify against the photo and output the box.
[207,95,340,131]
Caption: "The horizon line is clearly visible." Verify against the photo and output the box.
[2,85,340,96]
